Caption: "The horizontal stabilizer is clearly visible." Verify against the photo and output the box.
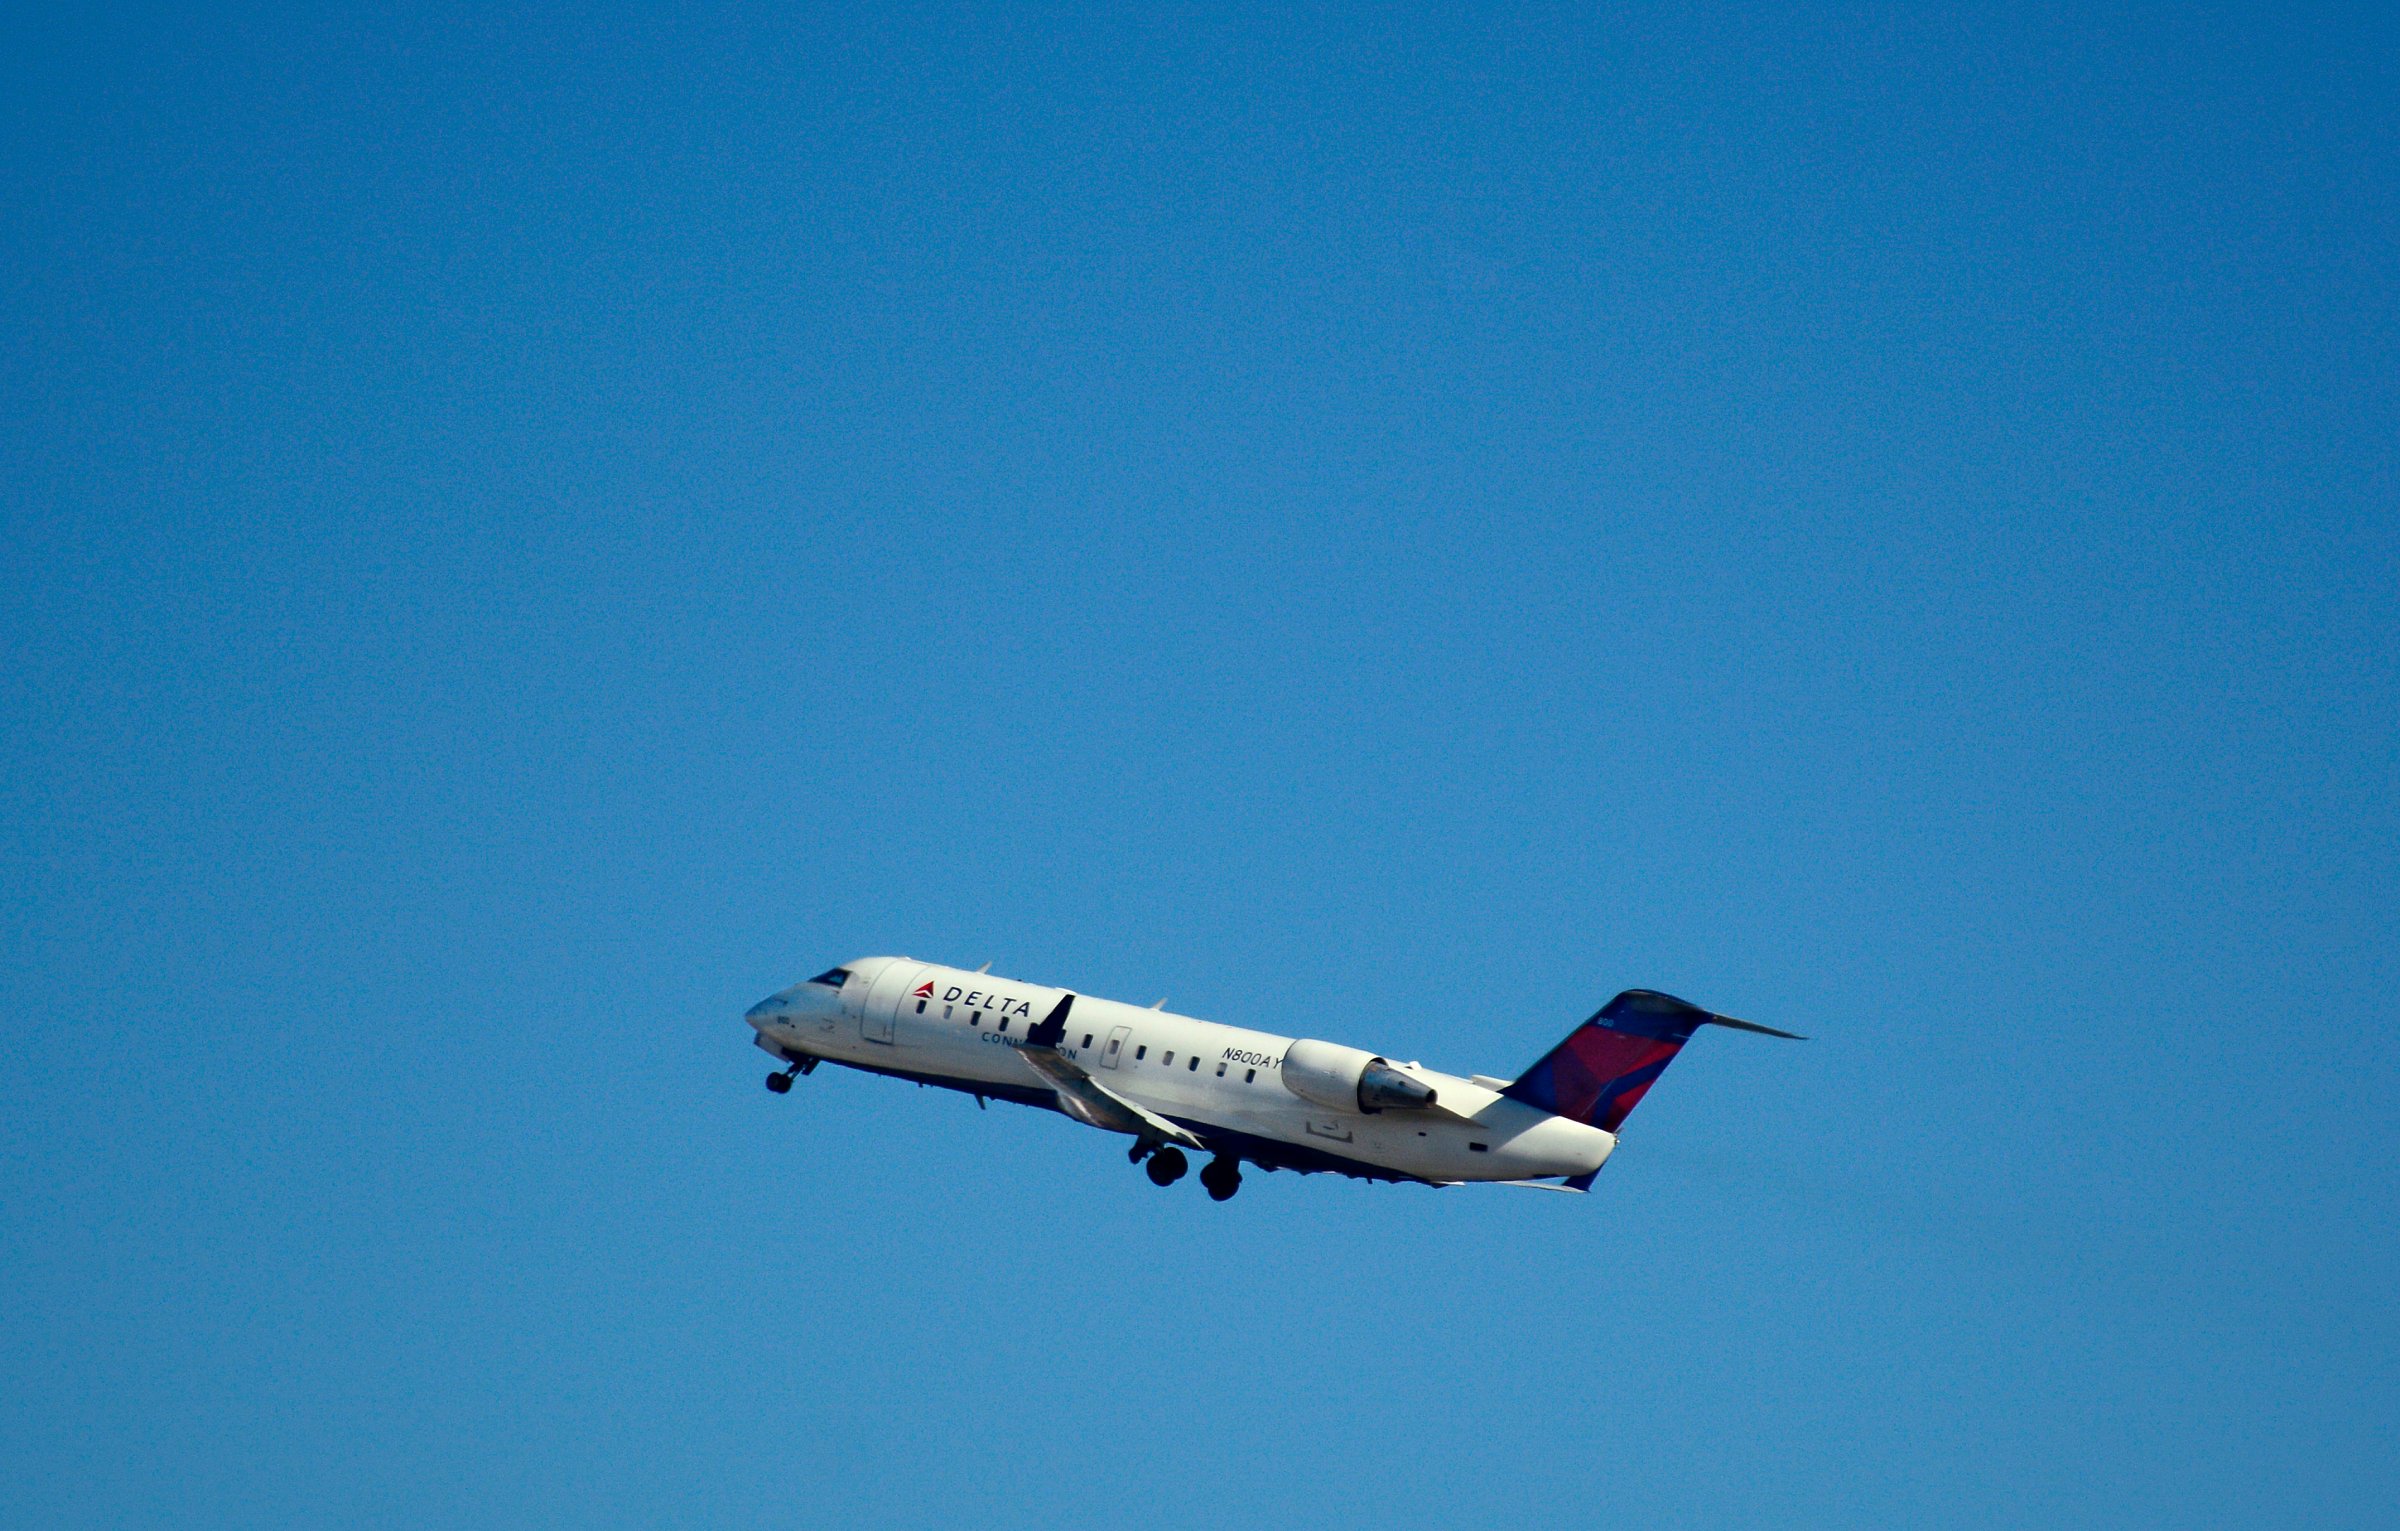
[1700,1011,1807,1041]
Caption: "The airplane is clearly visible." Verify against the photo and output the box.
[744,956,1802,1199]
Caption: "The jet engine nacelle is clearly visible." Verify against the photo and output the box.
[1281,1038,1439,1114]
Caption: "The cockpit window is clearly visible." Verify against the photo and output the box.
[807,967,851,988]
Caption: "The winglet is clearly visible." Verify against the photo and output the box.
[1025,994,1074,1049]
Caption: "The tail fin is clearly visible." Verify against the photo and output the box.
[1501,989,1803,1132]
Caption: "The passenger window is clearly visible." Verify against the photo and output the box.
[1215,1062,1226,1077]
[1135,1045,1147,1061]
[943,1004,953,1018]
[971,1011,981,1024]
[915,1000,926,1014]
[998,1018,1010,1033]
[1162,1051,1174,1066]
[1245,1068,1256,1083]
[1081,1033,1093,1048]
[1188,1057,1199,1071]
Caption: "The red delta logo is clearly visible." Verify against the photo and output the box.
[912,980,936,999]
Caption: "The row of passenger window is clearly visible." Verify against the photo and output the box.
[919,997,1017,1031]
[906,995,1262,1083]
[1105,1038,1257,1083]
[1115,1041,1253,1080]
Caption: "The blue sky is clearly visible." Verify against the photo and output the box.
[3,5,2394,1527]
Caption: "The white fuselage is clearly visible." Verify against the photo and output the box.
[746,956,1615,1185]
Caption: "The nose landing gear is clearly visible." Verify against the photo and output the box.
[764,1057,817,1093]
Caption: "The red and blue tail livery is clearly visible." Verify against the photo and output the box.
[1501,989,1805,1133]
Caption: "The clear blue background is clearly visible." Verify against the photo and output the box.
[4,6,2394,1527]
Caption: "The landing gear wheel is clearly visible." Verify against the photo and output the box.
[1146,1147,1188,1186]
[765,1070,793,1093]
[1199,1156,1242,1201]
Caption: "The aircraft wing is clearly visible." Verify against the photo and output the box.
[1011,994,1206,1150]
[1016,1045,1209,1151]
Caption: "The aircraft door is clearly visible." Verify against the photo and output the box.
[1100,1024,1131,1068]
[861,962,923,1045]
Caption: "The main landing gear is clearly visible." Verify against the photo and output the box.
[764,1057,818,1093]
[1130,1141,1227,1196]
[1145,1147,1189,1186]
[1198,1155,1242,1202]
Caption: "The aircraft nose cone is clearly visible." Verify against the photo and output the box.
[745,994,787,1027]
